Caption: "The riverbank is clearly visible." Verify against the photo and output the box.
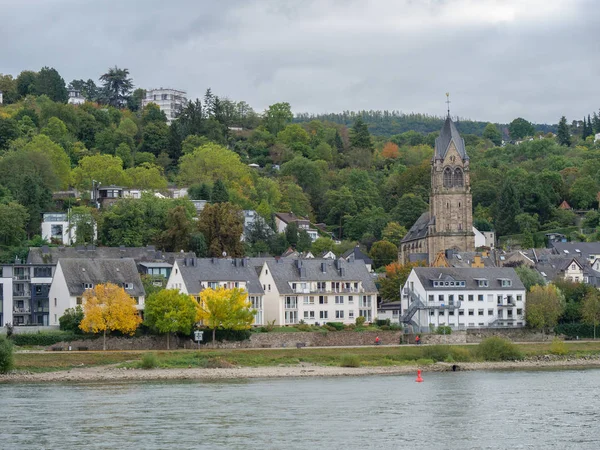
[3,356,600,383]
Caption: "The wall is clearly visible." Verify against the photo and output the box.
[48,335,184,351]
[465,328,549,343]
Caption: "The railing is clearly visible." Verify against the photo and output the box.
[13,307,31,314]
[35,307,50,313]
[497,303,516,308]
[13,292,31,298]
[13,274,30,281]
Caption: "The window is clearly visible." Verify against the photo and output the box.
[76,297,82,305]
[517,295,522,302]
[335,295,344,304]
[83,283,93,290]
[292,283,297,290]
[265,269,268,275]
[317,282,326,291]
[208,282,218,289]
[517,309,523,315]
[348,295,354,304]
[497,295,503,304]
[448,294,454,305]
[359,309,372,321]
[34,267,52,277]
[335,310,344,319]
[438,294,444,302]
[304,296,314,305]
[468,295,474,302]
[449,310,455,316]
[458,310,464,316]
[501,279,512,287]
[430,310,435,316]
[488,309,494,316]
[349,311,354,319]
[438,310,445,317]
[284,296,297,309]
[319,296,328,304]
[477,279,488,287]
[268,284,271,291]
[478,294,484,302]
[458,294,464,302]
[468,310,474,316]
[125,283,133,290]
[285,311,298,324]
[320,311,328,319]
[54,298,57,307]
[478,309,484,316]
[304,311,315,320]
[454,168,463,187]
[443,167,453,187]
[429,295,434,302]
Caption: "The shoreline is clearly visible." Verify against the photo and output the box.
[2,357,600,383]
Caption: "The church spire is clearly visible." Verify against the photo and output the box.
[445,92,451,118]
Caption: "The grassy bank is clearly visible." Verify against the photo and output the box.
[12,341,600,373]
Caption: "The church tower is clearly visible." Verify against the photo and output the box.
[427,115,474,262]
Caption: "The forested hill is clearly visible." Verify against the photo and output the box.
[295,111,556,137]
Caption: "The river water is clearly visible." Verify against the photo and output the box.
[1,369,600,449]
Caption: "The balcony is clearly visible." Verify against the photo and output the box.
[13,307,31,314]
[13,291,31,298]
[13,274,30,281]
[497,302,516,308]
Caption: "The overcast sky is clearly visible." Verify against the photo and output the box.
[1,0,598,124]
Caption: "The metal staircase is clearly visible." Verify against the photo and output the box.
[400,290,425,323]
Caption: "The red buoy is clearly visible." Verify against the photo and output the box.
[416,369,423,383]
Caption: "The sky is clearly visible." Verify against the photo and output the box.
[0,0,598,124]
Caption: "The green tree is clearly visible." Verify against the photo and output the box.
[99,66,134,107]
[0,117,19,151]
[211,179,229,203]
[34,67,68,103]
[70,206,96,245]
[326,187,357,238]
[482,122,502,146]
[311,237,335,255]
[556,116,571,146]
[142,102,168,124]
[263,102,293,135]
[188,183,211,200]
[0,202,29,246]
[144,289,199,349]
[140,122,170,156]
[16,70,38,98]
[350,117,373,151]
[156,205,194,252]
[0,74,18,104]
[58,306,84,333]
[369,240,398,269]
[0,335,14,374]
[115,143,134,168]
[569,176,598,209]
[198,202,244,257]
[494,181,521,236]
[125,164,168,189]
[72,154,130,190]
[525,284,565,334]
[508,117,535,140]
[582,290,600,339]
[382,222,407,246]
[390,194,429,229]
[514,266,545,291]
[297,230,313,253]
[197,287,256,342]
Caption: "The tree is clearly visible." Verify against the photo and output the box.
[350,117,373,151]
[581,290,600,339]
[285,221,299,248]
[569,176,598,209]
[34,67,68,103]
[0,335,14,374]
[71,154,130,190]
[198,202,244,257]
[144,289,199,349]
[99,66,134,107]
[494,181,520,236]
[140,122,170,156]
[379,261,426,302]
[142,102,168,125]
[556,116,571,146]
[382,142,400,159]
[125,164,168,189]
[263,102,293,135]
[197,287,256,342]
[514,266,545,291]
[0,117,19,151]
[70,206,96,245]
[0,74,17,104]
[508,117,535,140]
[0,202,28,247]
[188,183,211,200]
[211,179,229,203]
[482,123,502,146]
[311,237,335,255]
[369,240,398,269]
[390,193,428,229]
[156,205,194,252]
[58,306,84,333]
[297,230,313,252]
[16,70,38,98]
[79,283,142,350]
[525,284,565,334]
[382,222,407,246]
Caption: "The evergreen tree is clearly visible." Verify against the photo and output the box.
[482,123,502,146]
[333,130,344,152]
[34,67,68,103]
[556,116,571,146]
[211,179,229,203]
[592,112,600,134]
[285,221,299,248]
[582,117,589,140]
[494,181,520,236]
[350,117,373,151]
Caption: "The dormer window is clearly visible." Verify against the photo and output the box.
[125,283,134,290]
[83,283,93,290]
[475,279,488,287]
[500,279,512,287]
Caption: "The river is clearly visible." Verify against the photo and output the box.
[1,369,599,449]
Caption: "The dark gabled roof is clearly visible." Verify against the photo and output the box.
[274,212,309,225]
[551,242,600,260]
[264,258,378,295]
[412,267,525,291]
[342,245,373,264]
[58,258,145,297]
[27,246,195,265]
[535,256,589,282]
[401,212,432,243]
[176,258,264,295]
[434,116,468,160]
[447,252,497,268]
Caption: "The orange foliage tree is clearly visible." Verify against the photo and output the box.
[381,142,400,159]
[79,283,142,350]
[379,261,427,302]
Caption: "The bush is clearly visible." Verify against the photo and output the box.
[59,307,84,333]
[423,345,451,362]
[0,335,14,373]
[10,331,89,347]
[435,326,452,335]
[555,323,595,339]
[376,319,391,327]
[340,354,361,367]
[477,337,524,361]
[550,338,568,356]
[325,322,345,331]
[259,320,276,333]
[139,353,158,369]
[197,328,251,343]
[416,358,434,365]
[449,346,473,362]
[355,316,366,327]
[296,323,311,332]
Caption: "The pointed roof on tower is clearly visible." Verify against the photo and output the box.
[434,116,468,161]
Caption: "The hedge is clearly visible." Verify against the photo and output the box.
[555,323,596,339]
[10,332,95,347]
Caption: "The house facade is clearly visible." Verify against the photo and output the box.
[401,267,526,332]
[48,258,145,326]
[141,88,187,123]
[166,257,265,326]
[258,258,378,326]
[274,212,319,242]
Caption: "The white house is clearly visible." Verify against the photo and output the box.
[166,257,265,326]
[377,301,402,325]
[401,267,526,332]
[274,212,319,242]
[48,258,145,326]
[67,89,85,105]
[41,213,74,245]
[258,258,378,326]
[142,88,187,123]
[473,228,495,249]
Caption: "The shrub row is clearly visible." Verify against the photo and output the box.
[196,329,251,343]
[10,331,96,347]
[555,323,596,339]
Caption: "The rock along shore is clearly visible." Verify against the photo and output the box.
[2,357,600,383]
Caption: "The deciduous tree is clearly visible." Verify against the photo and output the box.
[369,240,398,269]
[198,202,244,257]
[525,284,565,334]
[79,283,142,350]
[144,289,199,349]
[197,287,256,342]
[582,290,600,339]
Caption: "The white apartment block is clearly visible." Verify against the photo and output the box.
[258,258,378,326]
[142,88,187,122]
[401,267,526,332]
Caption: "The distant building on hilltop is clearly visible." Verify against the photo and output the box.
[0,90,3,104]
[67,89,85,105]
[142,88,187,123]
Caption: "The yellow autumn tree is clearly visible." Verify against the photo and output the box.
[79,283,142,350]
[197,287,256,342]
[381,142,400,159]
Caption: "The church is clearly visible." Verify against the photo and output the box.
[399,115,475,265]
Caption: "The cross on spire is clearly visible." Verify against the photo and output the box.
[445,92,451,118]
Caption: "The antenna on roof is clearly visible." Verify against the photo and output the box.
[445,92,451,118]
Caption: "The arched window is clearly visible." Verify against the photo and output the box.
[443,167,453,187]
[454,168,463,187]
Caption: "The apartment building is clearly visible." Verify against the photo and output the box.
[258,258,378,326]
[141,88,187,122]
